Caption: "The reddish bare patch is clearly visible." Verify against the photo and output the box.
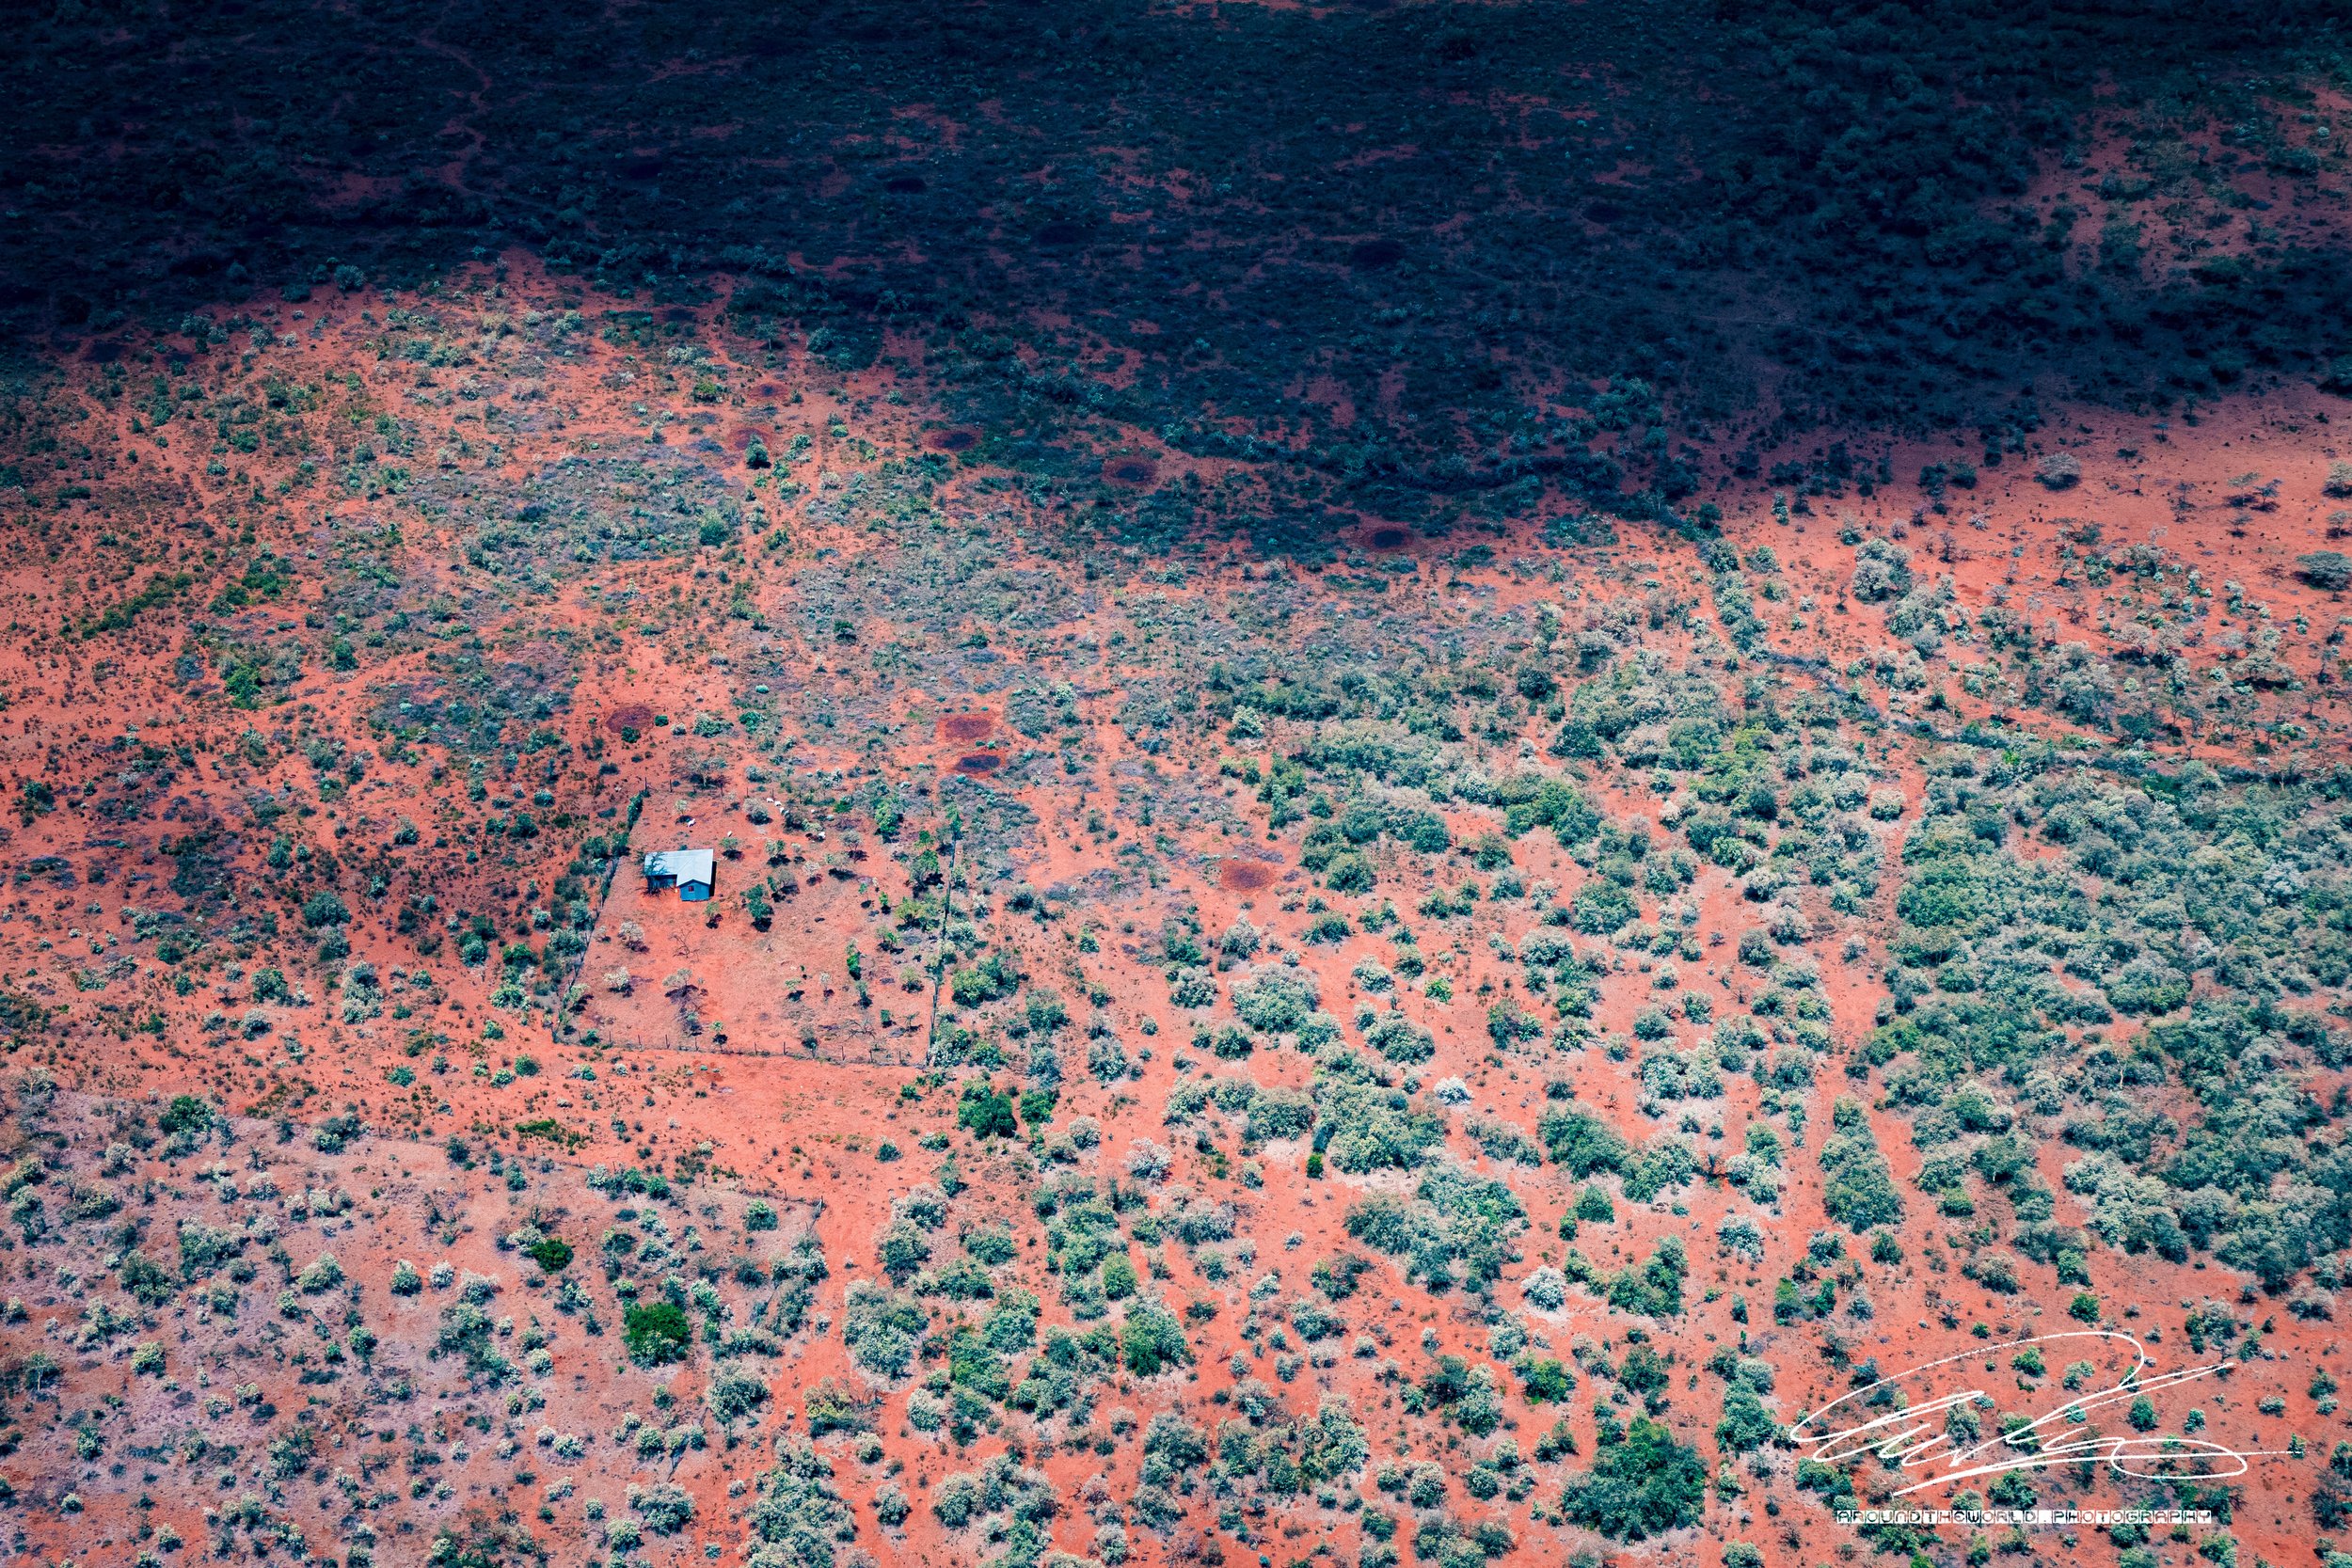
[605,703,655,734]
[953,752,1002,775]
[727,426,769,451]
[1218,859,1279,891]
[939,713,995,741]
[928,427,980,452]
[1104,457,1158,487]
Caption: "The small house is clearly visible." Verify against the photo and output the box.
[643,848,715,902]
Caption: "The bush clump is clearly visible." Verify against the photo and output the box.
[2296,550,2352,591]
[1559,1415,1708,1540]
[622,1300,692,1367]
[1820,1099,1903,1233]
[1120,1298,1192,1376]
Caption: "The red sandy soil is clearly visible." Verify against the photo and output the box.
[0,253,2342,1568]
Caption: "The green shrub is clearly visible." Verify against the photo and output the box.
[1120,1298,1191,1376]
[1316,1076,1446,1173]
[622,1301,691,1366]
[842,1284,928,1379]
[2297,550,2352,591]
[1621,1137,1696,1203]
[1714,1384,1779,1452]
[1559,1416,1708,1540]
[957,1083,1019,1139]
[1820,1101,1903,1232]
[743,1444,859,1563]
[1566,1235,1687,1318]
[1538,1105,1627,1176]
[802,1375,868,1434]
[1518,1355,1574,1402]
[1569,882,1638,934]
[1232,968,1319,1034]
[878,1220,931,1281]
[1366,1013,1436,1065]
[631,1481,694,1534]
[707,1367,770,1422]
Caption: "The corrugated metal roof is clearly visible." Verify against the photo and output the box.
[642,847,715,885]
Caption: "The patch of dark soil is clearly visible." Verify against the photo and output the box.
[1218,859,1279,891]
[940,713,995,742]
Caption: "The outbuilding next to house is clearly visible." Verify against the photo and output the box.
[643,848,715,901]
